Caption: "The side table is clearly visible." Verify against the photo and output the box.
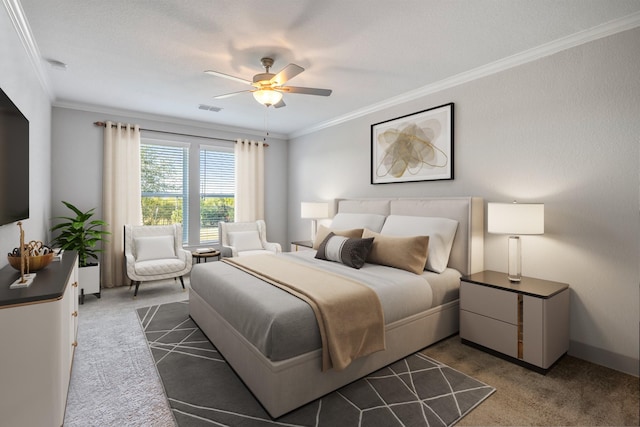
[290,240,314,252]
[460,270,569,373]
[192,250,221,263]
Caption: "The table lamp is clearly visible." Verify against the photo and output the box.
[301,202,329,242]
[488,201,544,282]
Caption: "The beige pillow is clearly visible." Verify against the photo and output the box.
[362,228,429,275]
[313,225,364,249]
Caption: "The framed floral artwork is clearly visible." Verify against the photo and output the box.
[371,103,453,184]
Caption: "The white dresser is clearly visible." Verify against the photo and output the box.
[0,251,79,426]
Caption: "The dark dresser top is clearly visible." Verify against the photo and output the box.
[0,250,78,308]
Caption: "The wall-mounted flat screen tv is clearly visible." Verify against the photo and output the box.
[0,88,29,226]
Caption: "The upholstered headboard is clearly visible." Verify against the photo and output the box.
[334,197,484,276]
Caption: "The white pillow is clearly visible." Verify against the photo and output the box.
[135,235,176,262]
[330,213,387,233]
[228,230,263,252]
[380,215,458,273]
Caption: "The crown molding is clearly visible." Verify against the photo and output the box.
[53,100,288,141]
[2,0,53,99]
[290,11,640,139]
[8,0,639,141]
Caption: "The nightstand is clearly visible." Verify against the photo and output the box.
[460,270,569,373]
[290,240,314,252]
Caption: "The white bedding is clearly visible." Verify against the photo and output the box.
[189,250,461,362]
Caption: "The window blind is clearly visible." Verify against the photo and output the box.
[140,141,235,245]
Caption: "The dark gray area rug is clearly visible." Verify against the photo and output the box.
[137,301,495,426]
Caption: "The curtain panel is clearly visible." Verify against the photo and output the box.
[102,122,142,288]
[234,139,265,222]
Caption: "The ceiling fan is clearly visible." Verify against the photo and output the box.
[205,57,332,108]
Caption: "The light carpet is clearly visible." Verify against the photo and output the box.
[137,301,495,426]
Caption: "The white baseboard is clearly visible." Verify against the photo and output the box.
[569,340,639,377]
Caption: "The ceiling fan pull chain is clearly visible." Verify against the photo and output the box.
[263,107,269,142]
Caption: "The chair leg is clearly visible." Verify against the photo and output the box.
[133,281,141,298]
[178,276,185,290]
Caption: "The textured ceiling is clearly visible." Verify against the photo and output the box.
[17,0,640,136]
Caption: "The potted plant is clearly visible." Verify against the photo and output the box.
[51,201,110,303]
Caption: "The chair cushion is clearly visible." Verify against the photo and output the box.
[228,230,263,252]
[135,235,176,261]
[134,258,186,276]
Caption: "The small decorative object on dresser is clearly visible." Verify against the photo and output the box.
[7,223,54,288]
[460,270,569,373]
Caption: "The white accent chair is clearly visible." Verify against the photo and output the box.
[124,224,192,297]
[218,220,282,258]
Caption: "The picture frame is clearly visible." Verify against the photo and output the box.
[371,102,453,184]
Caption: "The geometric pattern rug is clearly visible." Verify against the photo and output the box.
[137,301,495,426]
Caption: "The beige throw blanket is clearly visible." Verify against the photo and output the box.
[223,255,386,371]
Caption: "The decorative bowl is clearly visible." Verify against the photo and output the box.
[7,252,54,272]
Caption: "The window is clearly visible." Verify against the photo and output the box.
[140,139,234,246]
[199,148,234,242]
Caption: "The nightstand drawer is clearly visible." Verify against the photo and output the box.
[460,281,518,324]
[460,310,518,358]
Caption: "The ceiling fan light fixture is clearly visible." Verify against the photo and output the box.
[253,89,283,107]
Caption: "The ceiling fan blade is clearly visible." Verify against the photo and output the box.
[204,70,252,85]
[213,89,252,99]
[279,86,332,96]
[273,99,286,108]
[270,64,304,86]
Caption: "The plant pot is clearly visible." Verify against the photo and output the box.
[78,263,100,304]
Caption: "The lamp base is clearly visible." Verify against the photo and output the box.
[507,236,522,282]
[507,273,522,282]
[310,219,318,242]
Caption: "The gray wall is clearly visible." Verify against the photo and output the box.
[50,107,289,262]
[0,6,52,267]
[288,28,640,375]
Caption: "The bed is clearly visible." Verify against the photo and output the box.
[189,197,484,418]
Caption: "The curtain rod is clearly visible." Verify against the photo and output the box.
[93,121,268,147]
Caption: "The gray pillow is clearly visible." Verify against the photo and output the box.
[315,233,374,269]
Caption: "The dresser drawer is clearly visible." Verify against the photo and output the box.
[460,281,518,324]
[460,310,518,358]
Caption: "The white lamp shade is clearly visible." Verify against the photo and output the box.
[253,89,283,106]
[301,202,329,219]
[488,202,544,235]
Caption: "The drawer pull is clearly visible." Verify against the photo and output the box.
[72,282,78,288]
[72,341,78,347]
[72,311,78,317]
